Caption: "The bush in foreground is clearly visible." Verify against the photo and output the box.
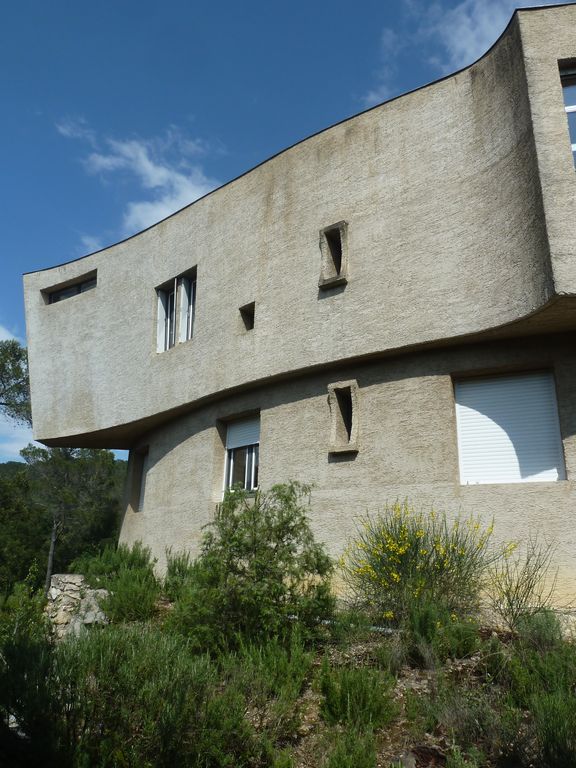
[166,482,334,650]
[341,501,497,624]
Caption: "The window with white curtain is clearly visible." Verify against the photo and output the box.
[225,416,260,491]
[454,372,565,484]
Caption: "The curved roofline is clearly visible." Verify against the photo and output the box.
[24,2,574,276]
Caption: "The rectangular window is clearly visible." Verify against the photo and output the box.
[44,271,97,304]
[561,66,576,167]
[225,416,260,491]
[156,269,196,352]
[454,372,566,484]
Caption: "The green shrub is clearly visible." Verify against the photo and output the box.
[532,691,576,767]
[405,599,479,667]
[0,576,54,763]
[166,482,334,650]
[71,542,160,623]
[163,548,196,601]
[324,729,377,768]
[219,633,313,742]
[341,501,496,624]
[71,541,154,586]
[319,657,398,730]
[100,566,161,622]
[52,623,266,767]
[487,538,557,632]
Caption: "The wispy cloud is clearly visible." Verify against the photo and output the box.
[362,27,406,107]
[57,120,220,240]
[79,234,104,253]
[0,324,22,343]
[363,1,572,105]
[423,0,524,72]
[56,116,97,146]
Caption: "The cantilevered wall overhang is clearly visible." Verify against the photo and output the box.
[23,4,576,448]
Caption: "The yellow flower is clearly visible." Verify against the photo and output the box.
[383,610,395,620]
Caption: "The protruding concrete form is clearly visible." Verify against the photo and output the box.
[24,5,576,597]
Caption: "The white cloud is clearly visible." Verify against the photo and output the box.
[0,416,35,463]
[79,234,104,253]
[0,325,17,342]
[362,27,406,107]
[57,122,220,238]
[0,324,24,344]
[416,0,574,72]
[426,0,521,71]
[55,116,96,146]
[363,1,572,104]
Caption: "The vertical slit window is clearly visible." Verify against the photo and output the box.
[319,221,348,289]
[239,302,255,331]
[131,448,149,512]
[328,380,359,453]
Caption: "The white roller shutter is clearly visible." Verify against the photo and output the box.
[226,416,260,449]
[455,372,566,484]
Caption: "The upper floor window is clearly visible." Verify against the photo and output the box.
[44,271,97,304]
[225,415,260,492]
[454,371,565,485]
[156,269,196,352]
[561,67,576,167]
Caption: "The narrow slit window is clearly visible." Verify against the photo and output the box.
[44,271,97,304]
[319,221,348,289]
[328,380,359,454]
[325,229,342,275]
[130,448,149,512]
[239,302,255,331]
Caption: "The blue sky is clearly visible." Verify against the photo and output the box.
[0,0,571,461]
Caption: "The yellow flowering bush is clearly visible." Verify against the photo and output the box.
[341,501,498,623]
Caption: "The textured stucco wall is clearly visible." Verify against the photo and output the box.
[120,334,576,601]
[23,5,576,445]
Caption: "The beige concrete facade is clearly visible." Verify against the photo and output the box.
[24,6,576,597]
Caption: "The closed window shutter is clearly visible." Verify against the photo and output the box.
[226,417,260,449]
[455,372,566,484]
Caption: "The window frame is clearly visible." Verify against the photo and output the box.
[156,269,196,352]
[224,416,260,493]
[560,66,576,167]
[453,370,566,485]
[328,379,359,454]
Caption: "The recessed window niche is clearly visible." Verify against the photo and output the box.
[328,379,359,454]
[319,221,348,289]
[239,301,256,331]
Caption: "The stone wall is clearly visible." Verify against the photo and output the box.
[45,574,108,639]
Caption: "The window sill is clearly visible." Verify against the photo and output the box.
[318,274,348,290]
[328,444,359,456]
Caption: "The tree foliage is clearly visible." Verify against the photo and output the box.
[167,481,334,649]
[20,446,124,592]
[0,340,31,425]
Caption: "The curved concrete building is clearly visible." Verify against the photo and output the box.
[24,4,576,595]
